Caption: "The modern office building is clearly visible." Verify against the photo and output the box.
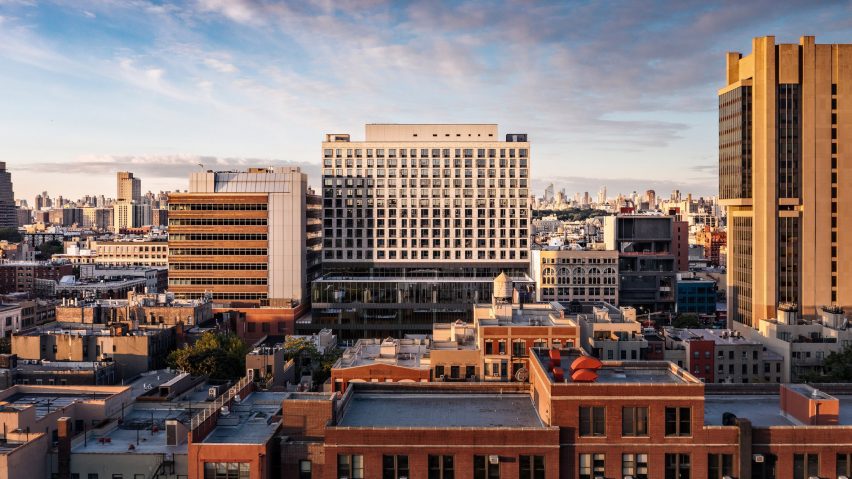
[720,36,852,327]
[676,277,718,315]
[604,215,677,313]
[310,124,532,338]
[0,162,16,228]
[168,167,311,308]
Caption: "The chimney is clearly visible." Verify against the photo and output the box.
[57,417,72,479]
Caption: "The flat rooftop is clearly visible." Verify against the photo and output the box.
[338,392,544,428]
[666,328,762,346]
[533,349,696,385]
[335,338,430,370]
[202,391,287,444]
[0,392,112,418]
[704,395,852,427]
[71,407,190,455]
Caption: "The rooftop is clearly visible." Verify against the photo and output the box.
[532,348,697,385]
[0,391,113,418]
[473,302,577,328]
[21,322,166,336]
[338,392,544,428]
[71,407,190,455]
[335,338,430,370]
[704,395,852,427]
[202,391,287,444]
[666,328,762,346]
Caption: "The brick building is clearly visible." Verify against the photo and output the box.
[0,261,73,295]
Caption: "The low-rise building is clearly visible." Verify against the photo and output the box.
[530,248,619,304]
[576,301,648,360]
[331,338,431,392]
[0,261,73,295]
[0,303,21,337]
[664,328,783,384]
[55,291,212,327]
[12,322,178,380]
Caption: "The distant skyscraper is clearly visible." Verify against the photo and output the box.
[720,35,851,327]
[0,163,16,227]
[544,183,554,202]
[597,186,607,205]
[116,171,141,202]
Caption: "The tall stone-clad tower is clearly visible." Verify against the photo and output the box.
[720,36,852,327]
[0,163,17,228]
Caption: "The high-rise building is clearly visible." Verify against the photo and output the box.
[0,162,16,227]
[311,124,533,338]
[116,171,141,202]
[168,167,311,308]
[720,36,852,327]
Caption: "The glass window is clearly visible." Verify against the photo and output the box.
[428,455,454,479]
[519,455,545,479]
[665,407,691,436]
[580,406,606,436]
[708,454,733,479]
[382,455,409,479]
[793,454,818,479]
[203,463,250,479]
[622,453,648,479]
[579,453,605,479]
[338,455,364,479]
[665,454,690,479]
[473,455,499,479]
[622,407,648,436]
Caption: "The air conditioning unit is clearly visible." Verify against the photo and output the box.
[753,454,764,463]
[488,455,499,465]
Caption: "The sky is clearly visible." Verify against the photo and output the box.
[0,0,850,202]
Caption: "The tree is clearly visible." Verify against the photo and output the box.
[0,228,22,243]
[167,331,250,380]
[801,345,852,383]
[671,313,701,329]
[37,240,63,260]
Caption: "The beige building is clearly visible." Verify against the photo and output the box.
[321,124,530,263]
[168,167,311,307]
[117,171,141,202]
[56,240,169,267]
[113,200,151,232]
[720,36,852,327]
[530,248,619,304]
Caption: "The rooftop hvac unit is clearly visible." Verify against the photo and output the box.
[488,455,499,465]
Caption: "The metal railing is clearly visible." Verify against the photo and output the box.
[189,376,251,431]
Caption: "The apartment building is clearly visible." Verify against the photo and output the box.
[576,302,648,361]
[310,124,532,338]
[664,328,783,384]
[55,239,169,267]
[0,261,73,295]
[168,167,311,308]
[530,248,619,304]
[720,36,852,327]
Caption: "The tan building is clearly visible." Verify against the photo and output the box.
[117,171,141,202]
[55,291,212,327]
[168,167,311,307]
[530,248,619,304]
[720,36,852,327]
[56,240,169,267]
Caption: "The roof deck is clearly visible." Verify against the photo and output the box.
[531,348,699,385]
[202,391,287,444]
[71,407,190,454]
[704,395,852,427]
[338,392,544,428]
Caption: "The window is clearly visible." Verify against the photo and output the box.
[473,455,499,479]
[382,455,409,479]
[838,453,851,478]
[665,454,690,479]
[338,454,364,479]
[665,407,691,436]
[708,454,733,479]
[579,406,606,436]
[793,454,818,479]
[579,453,605,479]
[203,463,250,479]
[519,455,545,479]
[299,460,312,479]
[622,407,649,436]
[428,455,454,479]
[622,453,649,479]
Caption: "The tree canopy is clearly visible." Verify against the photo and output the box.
[801,345,852,383]
[167,331,250,381]
[532,208,609,222]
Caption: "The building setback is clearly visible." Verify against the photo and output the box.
[720,36,852,327]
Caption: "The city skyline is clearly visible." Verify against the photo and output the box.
[1,1,850,199]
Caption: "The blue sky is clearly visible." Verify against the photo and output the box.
[0,0,850,202]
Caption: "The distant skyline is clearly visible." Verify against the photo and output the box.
[1,0,850,200]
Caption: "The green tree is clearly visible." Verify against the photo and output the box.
[167,331,250,380]
[37,240,63,260]
[671,313,701,329]
[0,228,22,243]
[801,345,852,383]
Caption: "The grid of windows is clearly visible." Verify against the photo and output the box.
[732,216,753,327]
[778,216,800,306]
[203,463,249,479]
[168,203,267,211]
[777,84,801,199]
[322,143,529,262]
[719,86,753,199]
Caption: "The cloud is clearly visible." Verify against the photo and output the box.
[203,57,237,73]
